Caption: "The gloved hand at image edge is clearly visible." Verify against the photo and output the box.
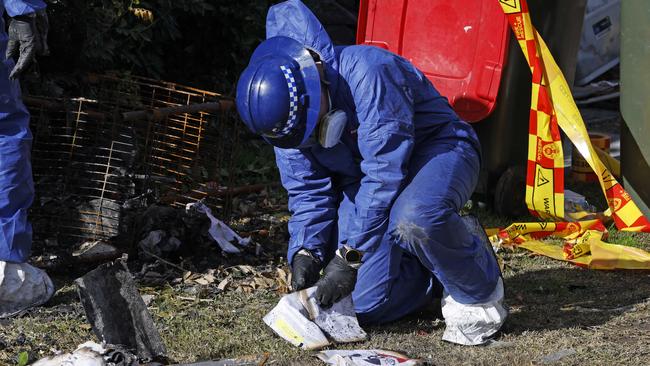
[315,247,361,308]
[291,249,322,291]
[6,9,49,80]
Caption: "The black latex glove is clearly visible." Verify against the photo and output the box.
[315,254,358,308]
[6,10,49,80]
[290,251,322,291]
[7,15,36,80]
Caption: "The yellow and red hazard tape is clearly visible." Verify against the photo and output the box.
[489,0,650,269]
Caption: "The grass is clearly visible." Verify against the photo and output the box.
[607,230,650,249]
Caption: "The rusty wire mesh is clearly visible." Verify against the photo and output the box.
[28,74,240,245]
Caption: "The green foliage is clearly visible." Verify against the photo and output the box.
[16,351,29,366]
[46,0,273,88]
[234,140,279,184]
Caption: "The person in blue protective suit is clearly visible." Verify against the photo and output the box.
[0,0,54,318]
[236,0,507,345]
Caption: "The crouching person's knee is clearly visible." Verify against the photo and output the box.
[390,198,457,251]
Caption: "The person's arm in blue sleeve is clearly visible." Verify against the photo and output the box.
[346,62,415,254]
[275,147,338,265]
[4,0,46,16]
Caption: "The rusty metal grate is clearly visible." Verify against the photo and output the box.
[27,74,240,245]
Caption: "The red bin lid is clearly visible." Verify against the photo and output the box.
[356,0,510,122]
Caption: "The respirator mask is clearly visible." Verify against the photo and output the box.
[296,108,346,150]
[318,109,347,148]
[296,66,347,150]
[315,89,347,149]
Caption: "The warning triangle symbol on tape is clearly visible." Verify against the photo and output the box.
[499,0,521,14]
[601,169,616,184]
[499,0,521,10]
[537,168,550,187]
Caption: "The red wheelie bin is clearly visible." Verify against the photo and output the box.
[356,0,586,216]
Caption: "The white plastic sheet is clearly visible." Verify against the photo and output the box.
[32,341,107,366]
[186,201,250,254]
[316,350,421,366]
[263,287,367,350]
[0,261,54,318]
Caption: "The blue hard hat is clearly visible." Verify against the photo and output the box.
[236,36,322,148]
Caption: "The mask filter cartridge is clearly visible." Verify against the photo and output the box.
[318,110,347,148]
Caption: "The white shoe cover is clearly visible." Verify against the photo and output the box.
[441,278,507,345]
[0,261,55,318]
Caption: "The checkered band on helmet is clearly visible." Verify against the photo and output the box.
[268,65,300,137]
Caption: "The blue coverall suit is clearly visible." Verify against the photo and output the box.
[270,0,501,324]
[0,0,46,263]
